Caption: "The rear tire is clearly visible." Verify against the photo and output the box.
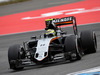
[8,44,24,70]
[64,35,82,61]
[80,30,97,54]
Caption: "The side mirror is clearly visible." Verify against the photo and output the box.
[45,27,48,30]
[31,36,36,40]
[61,32,67,35]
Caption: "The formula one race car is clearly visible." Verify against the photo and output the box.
[8,16,97,70]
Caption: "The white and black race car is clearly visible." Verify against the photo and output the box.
[8,16,97,70]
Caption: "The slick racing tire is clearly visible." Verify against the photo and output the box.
[64,35,82,61]
[8,44,24,70]
[80,30,97,54]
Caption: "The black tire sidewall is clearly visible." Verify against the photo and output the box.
[80,30,97,53]
[8,44,23,70]
[64,35,81,60]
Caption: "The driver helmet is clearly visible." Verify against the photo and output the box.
[45,19,57,30]
[46,29,56,37]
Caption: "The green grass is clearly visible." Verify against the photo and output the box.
[0,0,30,6]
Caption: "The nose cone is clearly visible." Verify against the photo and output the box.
[34,38,52,61]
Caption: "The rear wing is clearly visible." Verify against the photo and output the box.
[52,16,75,26]
[52,16,78,35]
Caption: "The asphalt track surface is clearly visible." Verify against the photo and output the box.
[0,23,100,75]
[0,0,82,16]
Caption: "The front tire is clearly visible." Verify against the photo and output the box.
[64,35,82,61]
[8,44,24,70]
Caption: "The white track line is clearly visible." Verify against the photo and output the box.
[0,22,100,36]
[67,66,100,75]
